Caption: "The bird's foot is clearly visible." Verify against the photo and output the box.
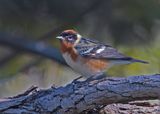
[85,73,106,82]
[72,76,83,84]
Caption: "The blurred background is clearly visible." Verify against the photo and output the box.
[0,0,160,97]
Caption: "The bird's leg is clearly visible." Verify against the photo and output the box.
[72,75,83,83]
[86,73,106,82]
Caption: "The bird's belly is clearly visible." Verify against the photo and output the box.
[62,53,104,78]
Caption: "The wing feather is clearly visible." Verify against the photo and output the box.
[75,37,131,60]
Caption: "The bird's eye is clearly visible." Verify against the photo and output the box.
[67,37,73,41]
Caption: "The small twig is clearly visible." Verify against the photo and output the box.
[8,85,38,99]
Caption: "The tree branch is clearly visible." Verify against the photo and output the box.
[0,74,160,114]
[0,33,66,65]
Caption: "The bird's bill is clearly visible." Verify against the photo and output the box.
[56,36,64,40]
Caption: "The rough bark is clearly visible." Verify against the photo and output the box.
[0,74,160,114]
[100,101,160,114]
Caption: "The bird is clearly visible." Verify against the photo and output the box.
[56,29,148,79]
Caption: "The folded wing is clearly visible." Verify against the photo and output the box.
[75,38,148,64]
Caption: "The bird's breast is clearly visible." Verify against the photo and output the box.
[60,41,78,61]
[62,52,109,78]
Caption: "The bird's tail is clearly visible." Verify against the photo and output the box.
[131,58,149,64]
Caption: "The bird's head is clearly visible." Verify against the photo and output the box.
[56,29,82,46]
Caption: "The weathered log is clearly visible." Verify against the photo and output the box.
[0,74,160,114]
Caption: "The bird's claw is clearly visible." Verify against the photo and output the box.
[72,76,83,83]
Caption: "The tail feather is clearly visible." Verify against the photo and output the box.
[131,58,149,64]
[107,57,149,64]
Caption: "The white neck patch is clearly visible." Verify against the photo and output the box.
[77,34,82,39]
[74,34,82,46]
